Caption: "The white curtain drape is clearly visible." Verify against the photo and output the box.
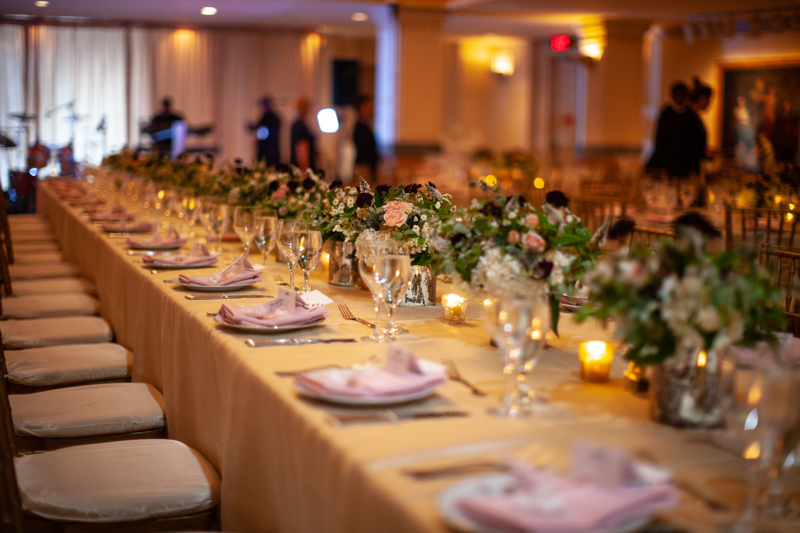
[29,26,127,166]
[0,25,26,189]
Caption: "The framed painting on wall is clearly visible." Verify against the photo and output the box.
[718,58,800,172]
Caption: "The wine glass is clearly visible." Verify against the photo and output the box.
[483,293,551,417]
[295,229,323,294]
[213,202,231,255]
[254,212,278,266]
[185,194,200,237]
[357,239,392,343]
[199,196,216,245]
[233,206,257,255]
[679,180,698,209]
[277,219,306,291]
[375,245,412,341]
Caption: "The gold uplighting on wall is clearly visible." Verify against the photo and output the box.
[578,19,606,60]
[489,49,514,76]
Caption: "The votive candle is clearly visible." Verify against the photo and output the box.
[579,341,614,382]
[321,251,330,270]
[442,294,467,324]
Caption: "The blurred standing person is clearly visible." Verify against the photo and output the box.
[678,79,713,205]
[646,81,689,176]
[774,99,799,164]
[290,97,317,172]
[353,95,379,184]
[147,97,184,156]
[248,96,281,166]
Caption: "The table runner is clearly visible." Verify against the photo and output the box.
[36,182,799,533]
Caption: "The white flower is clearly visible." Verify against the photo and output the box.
[421,214,427,221]
[435,202,441,209]
[412,225,420,234]
[346,198,355,208]
[696,306,721,332]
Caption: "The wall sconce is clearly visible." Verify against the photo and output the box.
[578,38,604,61]
[490,49,515,76]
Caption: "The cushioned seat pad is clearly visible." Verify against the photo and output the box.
[12,278,97,296]
[13,242,61,253]
[10,232,57,244]
[9,262,81,281]
[11,252,65,264]
[1,316,112,349]
[9,382,165,438]
[15,439,220,523]
[3,294,100,319]
[5,343,132,386]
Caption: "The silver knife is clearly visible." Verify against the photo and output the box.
[128,250,177,256]
[245,338,357,347]
[186,294,273,300]
[108,232,147,238]
[329,410,469,427]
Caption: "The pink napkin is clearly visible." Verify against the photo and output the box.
[730,335,800,367]
[127,228,187,249]
[68,195,105,206]
[90,210,133,222]
[457,458,677,533]
[216,302,328,327]
[102,220,152,232]
[144,243,218,267]
[84,203,122,214]
[178,253,261,286]
[295,347,447,398]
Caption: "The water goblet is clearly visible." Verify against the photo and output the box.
[233,206,257,255]
[296,229,323,294]
[213,202,231,255]
[277,219,307,291]
[375,245,412,341]
[357,239,392,343]
[483,293,551,417]
[254,212,278,266]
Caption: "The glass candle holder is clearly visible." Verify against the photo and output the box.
[320,251,330,271]
[579,341,613,382]
[442,294,467,324]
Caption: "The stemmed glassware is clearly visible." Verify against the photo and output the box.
[296,227,323,294]
[277,219,306,291]
[212,202,231,255]
[199,197,216,245]
[375,244,411,339]
[185,195,200,237]
[254,211,278,266]
[483,293,551,417]
[233,206,257,255]
[357,238,393,343]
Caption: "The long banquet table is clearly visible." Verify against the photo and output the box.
[36,181,799,533]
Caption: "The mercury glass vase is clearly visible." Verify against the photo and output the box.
[399,265,436,307]
[328,241,361,288]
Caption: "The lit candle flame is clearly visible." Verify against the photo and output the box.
[744,441,760,460]
[697,351,707,367]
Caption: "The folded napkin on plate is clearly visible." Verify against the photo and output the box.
[457,446,677,533]
[144,243,218,267]
[295,346,447,398]
[214,288,328,327]
[102,219,152,232]
[178,253,262,286]
[127,227,187,249]
[69,196,105,206]
[89,208,132,222]
[84,203,122,214]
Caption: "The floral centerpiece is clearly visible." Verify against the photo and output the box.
[222,163,327,217]
[434,191,609,333]
[576,220,784,426]
[737,162,800,209]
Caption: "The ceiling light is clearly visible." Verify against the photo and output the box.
[317,109,339,133]
[201,7,217,16]
[35,1,49,6]
[351,13,368,22]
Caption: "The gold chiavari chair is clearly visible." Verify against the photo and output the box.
[724,205,800,251]
[759,244,800,334]
[627,227,676,256]
[570,195,626,233]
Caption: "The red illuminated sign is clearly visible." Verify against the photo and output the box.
[550,35,571,52]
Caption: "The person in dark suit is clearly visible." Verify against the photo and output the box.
[248,96,281,166]
[353,95,378,184]
[646,81,689,176]
[147,97,184,156]
[290,97,317,171]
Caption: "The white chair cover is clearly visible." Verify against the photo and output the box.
[5,343,131,386]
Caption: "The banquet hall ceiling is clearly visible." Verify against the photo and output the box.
[1,0,798,35]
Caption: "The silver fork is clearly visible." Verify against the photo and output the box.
[338,304,375,329]
[444,359,486,397]
[273,274,288,286]
[275,355,378,377]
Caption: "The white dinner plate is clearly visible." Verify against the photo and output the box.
[293,379,439,406]
[173,280,256,292]
[437,474,650,533]
[128,242,185,251]
[216,317,326,334]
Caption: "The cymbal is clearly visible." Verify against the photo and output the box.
[9,113,37,121]
[0,132,16,148]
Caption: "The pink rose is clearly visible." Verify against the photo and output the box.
[384,200,413,214]
[383,209,408,227]
[272,184,289,199]
[508,230,520,245]
[524,214,539,228]
[521,231,546,251]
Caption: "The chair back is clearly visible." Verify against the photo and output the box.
[759,244,800,334]
[0,339,24,532]
[0,196,14,265]
[628,226,675,256]
[570,195,626,233]
[724,205,800,251]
